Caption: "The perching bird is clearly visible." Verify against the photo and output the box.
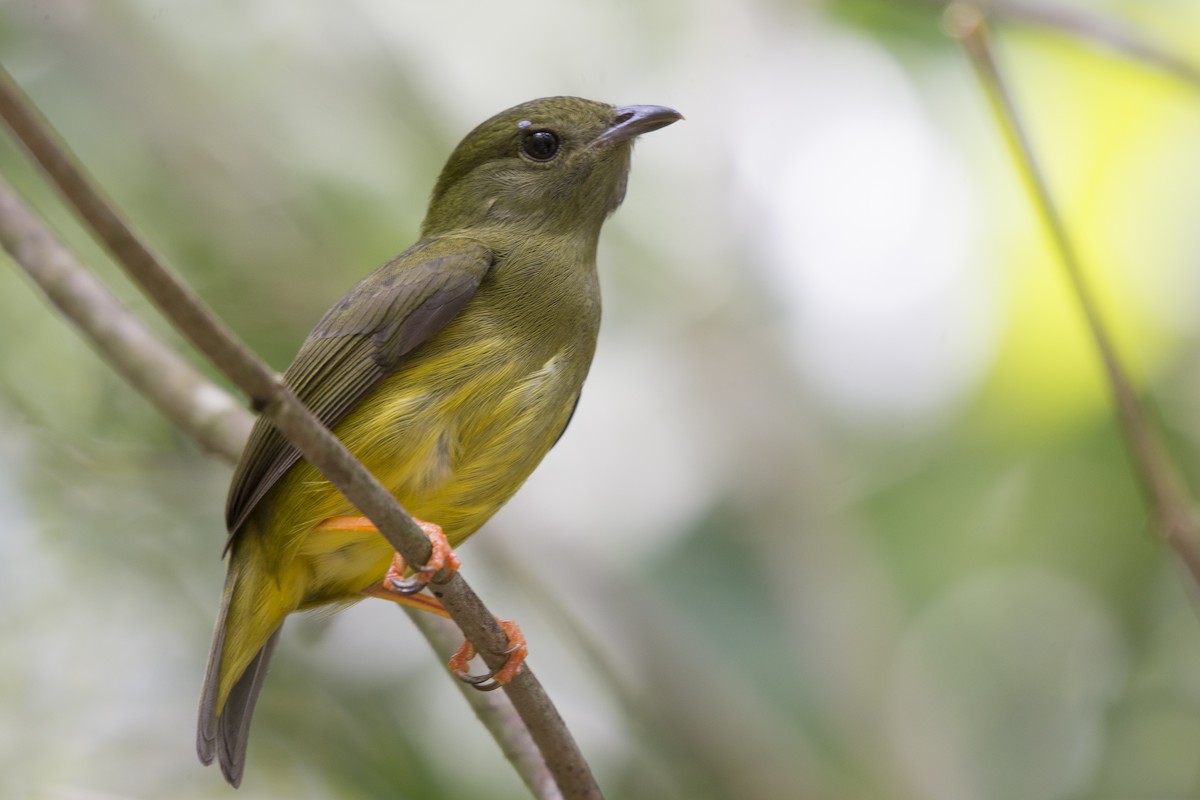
[196,96,681,786]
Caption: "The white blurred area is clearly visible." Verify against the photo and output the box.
[733,30,996,424]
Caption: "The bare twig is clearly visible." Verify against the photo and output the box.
[482,539,729,799]
[406,612,564,800]
[0,64,596,799]
[921,0,1200,89]
[945,4,1200,583]
[0,183,253,458]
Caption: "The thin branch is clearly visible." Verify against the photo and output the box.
[407,612,564,800]
[0,64,596,799]
[918,0,1200,90]
[0,182,253,458]
[0,176,562,800]
[945,4,1200,583]
[481,539,727,799]
[986,0,1200,88]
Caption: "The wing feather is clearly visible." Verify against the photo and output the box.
[224,238,493,538]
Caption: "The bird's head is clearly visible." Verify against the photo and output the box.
[422,96,680,238]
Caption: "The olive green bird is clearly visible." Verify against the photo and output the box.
[196,96,680,786]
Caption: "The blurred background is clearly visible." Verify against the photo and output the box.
[2,1,1200,798]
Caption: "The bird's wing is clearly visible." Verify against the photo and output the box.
[224,237,494,538]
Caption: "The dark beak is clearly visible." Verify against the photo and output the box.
[595,105,683,146]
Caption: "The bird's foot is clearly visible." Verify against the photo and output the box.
[449,618,527,691]
[317,515,460,617]
[383,518,462,593]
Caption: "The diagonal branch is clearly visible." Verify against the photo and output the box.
[981,0,1200,88]
[917,0,1200,90]
[0,64,595,799]
[0,184,254,459]
[945,4,1200,584]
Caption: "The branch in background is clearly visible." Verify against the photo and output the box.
[945,4,1200,583]
[988,0,1200,88]
[405,611,563,800]
[0,183,253,459]
[923,0,1200,89]
[481,538,761,799]
[395,611,560,800]
[0,65,592,799]
[0,176,563,800]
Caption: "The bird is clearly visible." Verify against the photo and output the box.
[196,96,681,787]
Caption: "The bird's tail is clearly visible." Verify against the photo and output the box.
[196,559,286,788]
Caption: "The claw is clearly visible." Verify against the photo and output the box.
[383,519,460,593]
[319,515,460,618]
[384,553,427,595]
[318,515,461,593]
[449,619,527,691]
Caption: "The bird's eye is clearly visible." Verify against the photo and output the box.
[521,130,561,161]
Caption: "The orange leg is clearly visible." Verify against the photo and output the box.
[448,618,527,691]
[316,515,524,689]
[315,515,460,616]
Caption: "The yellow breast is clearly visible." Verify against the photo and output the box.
[257,336,585,608]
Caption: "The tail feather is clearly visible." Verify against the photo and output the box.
[197,567,237,766]
[217,628,282,787]
[197,562,286,787]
